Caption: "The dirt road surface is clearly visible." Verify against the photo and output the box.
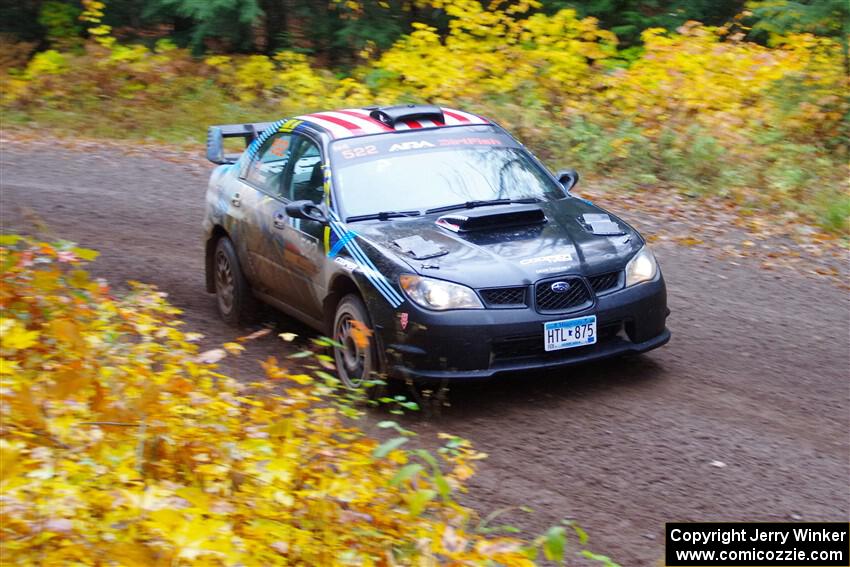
[2,141,848,565]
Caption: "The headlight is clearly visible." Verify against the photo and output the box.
[399,275,484,311]
[625,246,658,287]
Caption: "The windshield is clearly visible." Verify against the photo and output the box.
[330,129,565,218]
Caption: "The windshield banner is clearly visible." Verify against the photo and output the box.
[331,130,519,162]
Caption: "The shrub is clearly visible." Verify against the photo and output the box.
[24,49,68,77]
[0,235,613,565]
[37,1,82,50]
[819,194,850,233]
[1,0,847,233]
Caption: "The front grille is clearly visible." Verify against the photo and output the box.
[534,277,591,313]
[492,322,623,361]
[588,271,622,295]
[480,286,527,307]
[491,335,543,360]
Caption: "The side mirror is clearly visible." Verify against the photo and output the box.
[285,200,327,223]
[556,169,580,193]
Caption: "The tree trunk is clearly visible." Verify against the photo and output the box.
[262,0,286,53]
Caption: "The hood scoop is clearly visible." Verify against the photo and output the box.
[391,235,448,260]
[578,213,626,236]
[436,204,547,233]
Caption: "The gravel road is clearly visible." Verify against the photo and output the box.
[2,140,848,565]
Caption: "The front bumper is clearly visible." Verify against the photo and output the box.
[378,274,669,380]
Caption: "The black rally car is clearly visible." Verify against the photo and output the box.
[203,104,670,386]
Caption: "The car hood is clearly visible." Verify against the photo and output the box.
[349,197,644,288]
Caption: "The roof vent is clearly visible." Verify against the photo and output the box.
[369,104,444,127]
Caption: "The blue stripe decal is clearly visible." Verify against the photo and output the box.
[329,221,403,307]
[343,238,405,305]
[245,119,285,161]
[327,231,356,259]
[328,215,404,307]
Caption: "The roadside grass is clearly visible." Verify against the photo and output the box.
[5,97,846,241]
[816,193,850,234]
[2,9,847,237]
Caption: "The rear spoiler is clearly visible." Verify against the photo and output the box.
[206,122,274,165]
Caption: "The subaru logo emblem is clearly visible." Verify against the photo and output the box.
[550,281,570,293]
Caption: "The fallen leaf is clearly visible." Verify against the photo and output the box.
[442,525,466,553]
[238,328,271,342]
[196,349,226,364]
[1,322,40,351]
[350,320,372,350]
[676,236,704,246]
[44,518,73,532]
[270,541,289,554]
[222,342,245,355]
[289,374,313,385]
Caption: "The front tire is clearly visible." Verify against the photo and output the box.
[333,294,377,389]
[213,236,257,326]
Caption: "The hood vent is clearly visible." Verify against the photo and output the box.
[578,213,625,236]
[436,204,547,233]
[391,235,448,260]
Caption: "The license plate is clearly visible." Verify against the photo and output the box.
[544,315,597,352]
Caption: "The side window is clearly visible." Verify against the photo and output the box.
[286,136,324,204]
[243,132,292,197]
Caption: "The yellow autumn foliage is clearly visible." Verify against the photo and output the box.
[1,235,612,565]
[1,0,847,232]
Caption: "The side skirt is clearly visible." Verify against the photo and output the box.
[253,290,326,333]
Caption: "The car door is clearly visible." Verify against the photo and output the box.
[237,131,297,302]
[278,134,327,320]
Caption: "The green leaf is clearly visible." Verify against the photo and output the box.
[376,420,415,436]
[315,370,340,386]
[71,246,99,261]
[543,526,567,562]
[413,449,438,468]
[68,269,90,288]
[0,235,21,246]
[389,463,423,486]
[434,474,451,500]
[478,524,521,535]
[581,550,621,567]
[407,489,436,516]
[372,436,408,458]
[573,524,589,545]
[287,350,314,359]
[313,336,343,348]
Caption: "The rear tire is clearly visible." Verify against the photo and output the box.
[213,236,257,326]
[332,294,378,389]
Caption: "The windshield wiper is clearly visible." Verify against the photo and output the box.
[346,210,421,222]
[425,197,541,214]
